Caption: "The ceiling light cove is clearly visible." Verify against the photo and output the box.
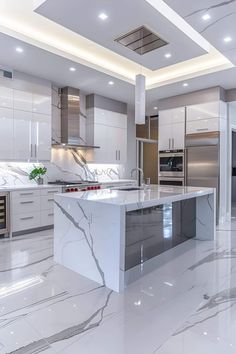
[98,13,108,21]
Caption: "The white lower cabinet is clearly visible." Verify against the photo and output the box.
[10,187,62,234]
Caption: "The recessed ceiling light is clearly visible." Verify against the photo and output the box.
[224,36,232,43]
[69,67,76,72]
[183,82,189,87]
[108,81,114,85]
[16,47,23,53]
[165,53,171,58]
[98,12,108,20]
[202,13,211,21]
[154,106,158,110]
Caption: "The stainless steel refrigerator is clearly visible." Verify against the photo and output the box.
[186,131,219,220]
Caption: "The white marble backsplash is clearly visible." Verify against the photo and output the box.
[0,148,123,186]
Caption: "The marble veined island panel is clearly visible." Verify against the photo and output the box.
[54,186,216,292]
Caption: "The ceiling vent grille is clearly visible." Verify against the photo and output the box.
[114,26,168,55]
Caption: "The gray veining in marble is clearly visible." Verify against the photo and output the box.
[54,200,106,286]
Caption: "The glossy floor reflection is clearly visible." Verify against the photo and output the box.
[0,220,236,353]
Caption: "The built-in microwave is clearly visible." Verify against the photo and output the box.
[158,150,185,178]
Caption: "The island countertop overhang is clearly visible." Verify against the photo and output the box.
[54,185,215,212]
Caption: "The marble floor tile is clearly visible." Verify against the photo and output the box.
[1,221,236,353]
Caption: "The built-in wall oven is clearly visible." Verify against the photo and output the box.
[158,150,185,186]
[0,192,9,236]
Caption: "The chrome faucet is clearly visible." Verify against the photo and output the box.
[131,168,144,187]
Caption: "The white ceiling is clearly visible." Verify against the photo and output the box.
[36,0,206,71]
[0,0,235,117]
[165,0,236,65]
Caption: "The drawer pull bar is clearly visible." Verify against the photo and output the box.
[48,213,54,216]
[20,192,34,196]
[20,216,34,220]
[48,199,54,202]
[47,191,56,194]
[20,201,34,204]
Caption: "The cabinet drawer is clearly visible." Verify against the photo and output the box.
[12,212,41,232]
[41,210,54,227]
[40,188,62,196]
[186,118,219,135]
[11,197,40,215]
[11,190,41,199]
[41,195,55,211]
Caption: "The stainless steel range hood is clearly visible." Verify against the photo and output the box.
[53,87,99,149]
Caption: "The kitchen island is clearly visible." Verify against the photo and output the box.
[54,185,216,292]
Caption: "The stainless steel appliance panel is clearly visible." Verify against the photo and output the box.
[159,177,185,186]
[186,145,219,179]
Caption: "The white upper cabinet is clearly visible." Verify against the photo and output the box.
[87,107,127,164]
[0,83,52,162]
[158,108,185,151]
[187,101,220,121]
[33,113,52,161]
[0,86,13,109]
[14,90,33,112]
[13,110,32,161]
[33,94,51,115]
[0,107,14,160]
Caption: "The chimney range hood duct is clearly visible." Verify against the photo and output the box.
[55,86,99,149]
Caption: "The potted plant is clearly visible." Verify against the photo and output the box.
[29,167,47,185]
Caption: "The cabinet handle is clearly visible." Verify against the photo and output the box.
[169,138,171,149]
[20,201,34,204]
[30,144,33,158]
[20,216,34,220]
[116,150,117,160]
[196,128,209,131]
[47,191,56,194]
[48,213,53,216]
[119,150,121,161]
[172,138,174,149]
[20,192,34,196]
[48,198,54,202]
[35,144,37,158]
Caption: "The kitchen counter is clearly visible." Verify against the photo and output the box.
[57,185,214,211]
[54,185,216,292]
[0,184,62,192]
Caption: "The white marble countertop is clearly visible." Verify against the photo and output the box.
[0,184,62,192]
[0,179,136,192]
[56,185,215,211]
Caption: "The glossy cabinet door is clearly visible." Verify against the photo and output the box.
[93,124,108,163]
[187,102,219,121]
[158,123,172,150]
[172,122,185,149]
[14,90,33,112]
[32,113,51,161]
[0,86,13,109]
[186,118,219,135]
[13,110,32,161]
[158,108,185,151]
[0,107,14,160]
[33,94,51,115]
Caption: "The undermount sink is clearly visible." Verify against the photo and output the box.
[114,187,144,191]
